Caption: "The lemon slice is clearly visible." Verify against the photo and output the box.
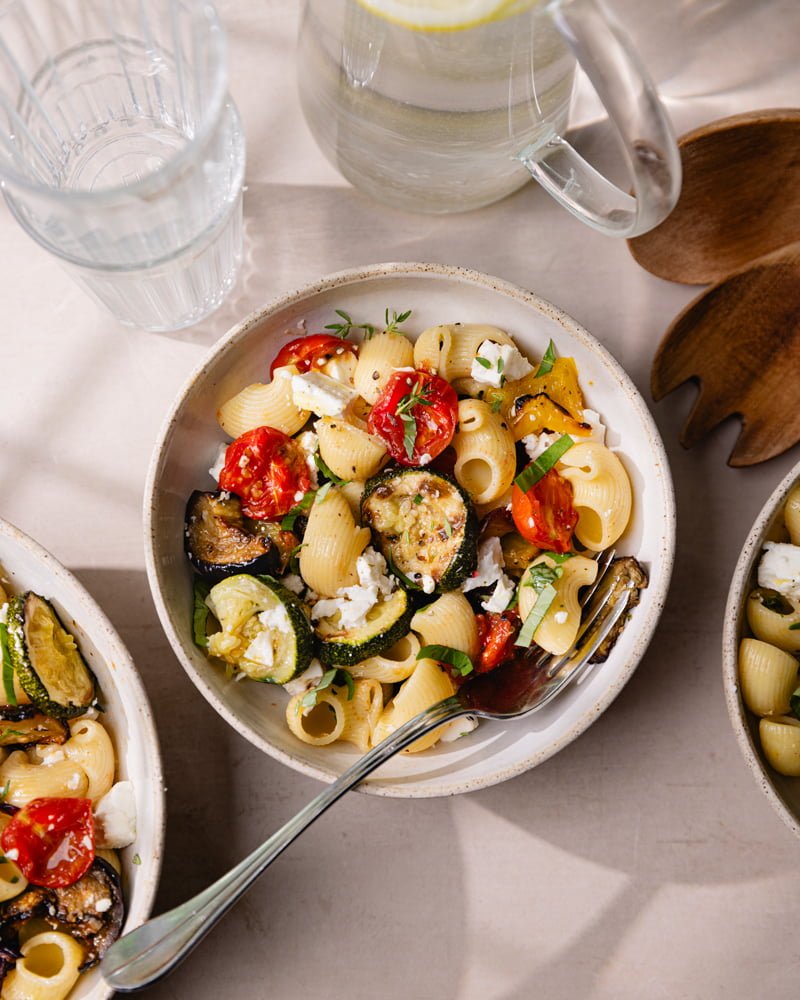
[357,0,536,31]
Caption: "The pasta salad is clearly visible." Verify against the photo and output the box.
[187,312,643,754]
[739,483,800,775]
[0,575,135,999]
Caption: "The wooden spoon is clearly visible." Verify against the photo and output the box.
[629,109,800,285]
[651,239,800,466]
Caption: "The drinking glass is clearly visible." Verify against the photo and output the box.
[0,0,246,331]
[298,0,681,236]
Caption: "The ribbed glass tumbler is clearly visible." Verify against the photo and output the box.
[0,0,245,331]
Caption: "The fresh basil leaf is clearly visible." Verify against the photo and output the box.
[514,435,574,493]
[192,579,212,649]
[0,623,16,707]
[789,622,800,631]
[418,644,474,677]
[340,669,356,700]
[314,452,350,486]
[281,490,317,530]
[301,668,338,709]
[534,339,557,377]
[515,583,557,648]
[525,563,563,592]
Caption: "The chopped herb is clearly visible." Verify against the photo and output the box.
[384,308,412,335]
[289,543,305,575]
[0,623,16,707]
[386,551,418,590]
[396,378,433,462]
[534,339,557,377]
[316,481,333,504]
[490,397,503,414]
[418,644,474,677]
[132,854,142,866]
[324,309,375,340]
[301,668,338,709]
[340,669,355,701]
[475,356,492,370]
[514,435,574,493]
[9,876,18,884]
[314,453,350,487]
[281,490,317,530]
[0,780,9,801]
[413,494,423,505]
[0,730,24,739]
[443,519,453,538]
[497,356,505,373]
[789,622,800,631]
[515,583,558,648]
[192,579,212,649]
[525,563,563,591]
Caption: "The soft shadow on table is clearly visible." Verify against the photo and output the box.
[72,567,467,1000]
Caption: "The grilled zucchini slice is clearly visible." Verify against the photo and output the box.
[314,588,413,666]
[7,593,96,720]
[361,468,478,592]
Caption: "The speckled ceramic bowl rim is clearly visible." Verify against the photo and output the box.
[722,458,800,838]
[0,517,166,998]
[144,261,676,797]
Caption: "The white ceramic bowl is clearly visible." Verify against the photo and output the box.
[723,460,800,837]
[144,262,675,797]
[0,518,164,999]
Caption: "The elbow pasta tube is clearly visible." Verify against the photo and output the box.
[62,720,115,802]
[738,638,799,717]
[452,399,516,507]
[411,593,478,661]
[759,716,800,776]
[519,554,598,656]
[372,659,456,753]
[316,417,388,481]
[413,324,514,380]
[285,692,345,746]
[0,751,88,808]
[299,488,371,597]
[353,331,415,404]
[350,633,421,683]
[217,366,310,438]
[746,593,800,652]
[559,442,632,551]
[1,931,84,1000]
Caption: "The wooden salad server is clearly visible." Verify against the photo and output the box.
[651,239,800,466]
[628,109,800,285]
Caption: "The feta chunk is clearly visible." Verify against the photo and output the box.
[521,431,562,462]
[554,610,568,625]
[581,408,606,445]
[296,430,319,488]
[208,442,228,484]
[291,371,358,417]
[258,603,292,632]
[356,547,394,596]
[281,574,305,595]
[242,629,274,668]
[482,573,516,613]
[438,715,479,742]
[418,574,436,594]
[311,546,395,629]
[463,537,506,593]
[470,340,533,387]
[94,781,137,849]
[758,542,800,602]
[283,658,325,698]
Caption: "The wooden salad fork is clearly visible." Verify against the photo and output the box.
[101,552,638,992]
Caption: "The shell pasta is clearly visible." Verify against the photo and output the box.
[189,307,642,757]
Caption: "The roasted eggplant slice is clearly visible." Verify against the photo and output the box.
[0,858,124,970]
[185,491,287,582]
[590,557,648,663]
[6,594,95,720]
[0,704,68,747]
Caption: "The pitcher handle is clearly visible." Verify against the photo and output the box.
[518,0,681,238]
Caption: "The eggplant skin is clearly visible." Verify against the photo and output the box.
[0,858,124,970]
[0,703,69,747]
[185,491,281,583]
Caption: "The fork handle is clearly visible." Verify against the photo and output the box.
[101,694,465,993]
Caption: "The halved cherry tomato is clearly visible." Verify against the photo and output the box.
[366,370,458,466]
[475,611,522,673]
[511,467,578,554]
[219,426,311,520]
[269,334,358,378]
[1,797,94,889]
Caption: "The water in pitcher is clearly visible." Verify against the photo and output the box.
[298,0,576,213]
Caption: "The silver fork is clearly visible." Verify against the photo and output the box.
[102,552,636,992]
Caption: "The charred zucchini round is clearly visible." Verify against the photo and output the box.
[185,491,286,582]
[314,588,413,666]
[6,593,96,720]
[361,468,478,592]
[204,574,313,684]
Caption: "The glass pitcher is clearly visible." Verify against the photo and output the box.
[298,0,680,236]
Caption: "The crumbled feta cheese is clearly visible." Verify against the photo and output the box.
[521,431,562,462]
[296,430,319,488]
[242,630,274,668]
[554,610,568,624]
[258,603,292,632]
[294,490,305,503]
[418,453,432,465]
[758,542,800,602]
[4,849,18,861]
[94,781,137,849]
[291,371,358,417]
[463,537,506,593]
[581,408,606,444]
[283,659,325,698]
[321,355,356,386]
[470,340,533,387]
[282,574,305,595]
[481,574,516,613]
[208,442,228,483]
[272,364,295,382]
[356,547,393,596]
[438,715,479,742]
[418,573,436,594]
[311,547,395,629]
[95,898,112,913]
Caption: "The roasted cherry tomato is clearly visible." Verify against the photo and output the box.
[1,797,94,889]
[219,426,311,520]
[511,467,578,554]
[475,611,522,673]
[366,370,458,466]
[269,334,358,378]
